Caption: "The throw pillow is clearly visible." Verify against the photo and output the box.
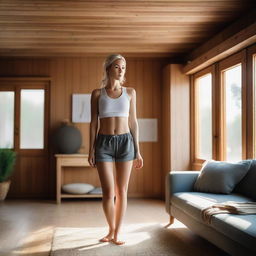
[62,183,95,194]
[234,159,256,199]
[194,160,252,194]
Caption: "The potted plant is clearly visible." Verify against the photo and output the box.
[0,148,17,200]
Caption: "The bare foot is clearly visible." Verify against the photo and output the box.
[110,238,125,245]
[99,231,114,242]
[99,237,112,242]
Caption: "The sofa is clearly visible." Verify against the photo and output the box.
[165,160,256,256]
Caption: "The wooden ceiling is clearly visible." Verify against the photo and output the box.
[0,0,255,58]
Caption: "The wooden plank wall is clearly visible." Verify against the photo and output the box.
[0,57,170,199]
[169,64,190,171]
[162,64,190,192]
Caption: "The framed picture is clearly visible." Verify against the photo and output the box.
[138,118,158,142]
[72,94,91,123]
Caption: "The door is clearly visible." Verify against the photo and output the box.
[0,78,50,198]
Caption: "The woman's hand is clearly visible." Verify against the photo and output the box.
[88,150,96,168]
[134,152,143,169]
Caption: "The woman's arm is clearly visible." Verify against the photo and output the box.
[128,88,143,168]
[88,89,100,167]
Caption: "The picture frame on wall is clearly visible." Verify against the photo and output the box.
[137,118,158,142]
[72,94,91,123]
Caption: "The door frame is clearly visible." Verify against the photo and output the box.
[0,77,51,156]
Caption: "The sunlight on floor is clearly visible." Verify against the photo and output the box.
[11,220,187,255]
[13,226,54,255]
[51,220,187,250]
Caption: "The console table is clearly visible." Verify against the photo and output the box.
[55,154,102,204]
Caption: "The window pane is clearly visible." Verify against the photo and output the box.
[224,64,242,161]
[197,73,212,159]
[0,92,14,148]
[20,89,45,149]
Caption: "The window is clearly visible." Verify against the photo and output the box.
[196,73,212,159]
[0,91,14,148]
[20,89,45,149]
[191,66,214,169]
[191,46,256,168]
[0,79,49,155]
[222,64,242,161]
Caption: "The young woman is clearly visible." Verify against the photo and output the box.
[88,54,143,245]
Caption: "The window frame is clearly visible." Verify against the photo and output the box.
[218,50,246,161]
[191,65,216,170]
[191,44,256,169]
[247,44,256,158]
[0,78,50,156]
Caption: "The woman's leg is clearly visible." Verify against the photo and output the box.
[96,161,115,241]
[112,160,133,245]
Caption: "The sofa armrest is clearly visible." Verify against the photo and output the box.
[165,171,200,214]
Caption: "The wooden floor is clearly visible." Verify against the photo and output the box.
[0,198,229,256]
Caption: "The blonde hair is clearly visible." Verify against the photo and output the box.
[100,54,126,88]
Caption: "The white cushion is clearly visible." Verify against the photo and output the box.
[88,187,102,194]
[62,183,95,194]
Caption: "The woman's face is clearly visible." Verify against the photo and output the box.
[108,59,126,82]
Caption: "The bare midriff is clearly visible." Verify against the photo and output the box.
[98,116,130,135]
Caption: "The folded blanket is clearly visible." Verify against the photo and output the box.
[201,202,256,224]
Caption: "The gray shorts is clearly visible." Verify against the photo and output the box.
[95,132,137,162]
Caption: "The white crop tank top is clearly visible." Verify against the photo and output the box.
[98,86,130,119]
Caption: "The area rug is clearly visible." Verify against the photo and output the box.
[50,222,183,256]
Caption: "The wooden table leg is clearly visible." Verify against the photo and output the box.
[56,159,61,204]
